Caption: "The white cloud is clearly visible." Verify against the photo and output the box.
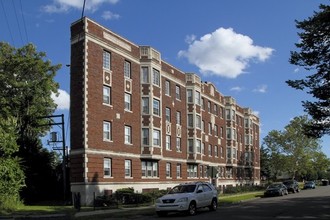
[253,84,267,93]
[102,11,120,20]
[230,86,243,92]
[178,27,274,78]
[185,34,196,44]
[294,68,299,73]
[51,89,70,110]
[42,0,119,13]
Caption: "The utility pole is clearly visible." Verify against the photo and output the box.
[39,114,67,202]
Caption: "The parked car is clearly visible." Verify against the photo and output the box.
[264,183,288,197]
[283,180,300,193]
[303,181,316,189]
[155,181,218,216]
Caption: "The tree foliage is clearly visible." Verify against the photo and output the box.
[286,4,330,138]
[0,42,63,204]
[0,117,25,212]
[262,116,330,181]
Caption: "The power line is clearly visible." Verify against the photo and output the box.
[19,0,29,43]
[12,0,24,45]
[0,0,15,45]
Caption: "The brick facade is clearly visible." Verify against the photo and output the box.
[70,17,260,205]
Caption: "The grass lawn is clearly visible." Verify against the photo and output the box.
[1,192,264,219]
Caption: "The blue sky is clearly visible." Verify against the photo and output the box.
[1,0,329,157]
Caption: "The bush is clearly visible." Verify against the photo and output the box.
[0,195,23,214]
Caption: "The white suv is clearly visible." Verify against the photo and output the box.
[155,182,218,216]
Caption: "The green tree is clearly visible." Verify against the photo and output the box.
[262,130,287,181]
[0,117,25,213]
[282,116,321,179]
[286,4,330,138]
[0,42,62,203]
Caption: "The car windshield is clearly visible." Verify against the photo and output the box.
[168,185,196,194]
[268,184,282,189]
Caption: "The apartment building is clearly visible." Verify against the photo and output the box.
[70,17,260,205]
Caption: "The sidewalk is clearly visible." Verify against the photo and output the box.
[74,205,155,218]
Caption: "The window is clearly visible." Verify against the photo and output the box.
[165,107,171,122]
[103,51,111,70]
[188,114,193,127]
[214,125,218,136]
[208,123,212,135]
[141,161,158,177]
[142,128,149,145]
[142,97,149,114]
[202,143,205,155]
[124,60,131,78]
[187,89,193,102]
[220,107,224,118]
[196,140,201,153]
[165,80,170,96]
[104,158,111,177]
[176,137,181,152]
[153,129,160,146]
[153,99,160,116]
[221,127,224,138]
[196,115,201,129]
[125,93,131,111]
[214,104,218,115]
[176,164,181,178]
[125,160,132,177]
[214,146,218,157]
[141,67,149,83]
[201,97,205,110]
[227,147,232,159]
[176,111,181,125]
[103,86,111,105]
[166,135,171,150]
[208,101,211,112]
[202,120,205,132]
[103,121,112,141]
[153,68,160,86]
[175,85,181,100]
[227,128,232,139]
[195,91,201,105]
[220,146,223,158]
[226,109,231,120]
[187,164,197,178]
[166,163,171,178]
[188,139,193,153]
[208,144,212,156]
[232,110,236,121]
[125,126,132,144]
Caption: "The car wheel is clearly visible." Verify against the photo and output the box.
[187,201,197,216]
[209,198,217,211]
[156,211,167,217]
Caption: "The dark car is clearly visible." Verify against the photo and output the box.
[303,181,316,189]
[283,180,300,193]
[264,183,288,197]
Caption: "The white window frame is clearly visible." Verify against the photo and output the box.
[153,129,161,146]
[142,97,149,114]
[103,86,111,105]
[124,60,131,78]
[125,93,131,111]
[175,85,181,100]
[176,137,181,152]
[153,68,160,86]
[125,159,132,177]
[165,80,170,96]
[141,66,149,83]
[176,164,181,178]
[153,99,160,116]
[104,158,112,177]
[166,135,171,150]
[165,107,171,122]
[125,125,132,144]
[103,51,111,70]
[142,128,149,145]
[141,161,158,178]
[103,121,112,141]
[166,163,171,178]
